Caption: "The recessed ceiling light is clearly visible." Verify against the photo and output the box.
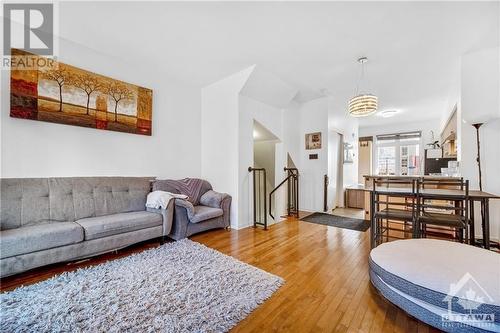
[377,110,399,118]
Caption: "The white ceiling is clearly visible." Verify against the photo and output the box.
[59,1,499,127]
[240,66,298,108]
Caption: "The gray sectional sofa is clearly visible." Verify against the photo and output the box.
[153,179,231,240]
[0,177,173,278]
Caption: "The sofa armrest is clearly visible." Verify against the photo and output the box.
[146,197,174,236]
[199,190,230,209]
[199,190,231,227]
[175,198,195,220]
[220,195,232,227]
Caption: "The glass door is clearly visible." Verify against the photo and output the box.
[377,146,396,175]
[400,144,420,176]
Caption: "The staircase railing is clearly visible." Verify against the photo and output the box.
[323,174,329,212]
[269,167,299,220]
[284,167,299,218]
[248,167,267,230]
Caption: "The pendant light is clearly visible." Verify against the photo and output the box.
[348,57,378,117]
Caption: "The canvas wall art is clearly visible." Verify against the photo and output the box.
[10,49,153,136]
[305,132,322,150]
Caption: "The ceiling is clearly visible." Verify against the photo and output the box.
[59,1,499,127]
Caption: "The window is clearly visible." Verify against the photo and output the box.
[374,132,421,176]
[400,144,420,175]
[377,146,396,175]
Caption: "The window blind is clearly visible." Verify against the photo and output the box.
[376,131,421,141]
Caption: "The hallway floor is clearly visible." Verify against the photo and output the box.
[331,207,366,219]
[300,207,365,220]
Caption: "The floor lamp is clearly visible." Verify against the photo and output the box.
[472,123,483,191]
[472,122,496,248]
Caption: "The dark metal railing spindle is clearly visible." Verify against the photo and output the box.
[248,167,267,230]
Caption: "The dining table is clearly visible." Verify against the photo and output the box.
[367,186,499,250]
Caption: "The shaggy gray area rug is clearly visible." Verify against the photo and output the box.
[1,239,284,332]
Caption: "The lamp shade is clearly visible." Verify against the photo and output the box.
[348,94,378,117]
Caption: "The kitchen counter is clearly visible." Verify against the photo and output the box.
[360,175,464,220]
[345,184,367,190]
[363,175,461,180]
[362,175,461,189]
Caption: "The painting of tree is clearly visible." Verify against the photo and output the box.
[39,66,73,112]
[73,74,103,115]
[106,82,134,122]
[10,49,153,135]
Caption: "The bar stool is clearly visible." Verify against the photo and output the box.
[417,179,469,243]
[371,178,418,248]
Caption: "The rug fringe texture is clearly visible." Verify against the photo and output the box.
[0,239,284,332]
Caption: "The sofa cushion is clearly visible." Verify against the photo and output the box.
[190,206,224,224]
[0,177,153,230]
[0,178,50,230]
[0,222,84,259]
[76,211,162,241]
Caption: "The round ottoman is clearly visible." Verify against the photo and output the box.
[369,239,500,333]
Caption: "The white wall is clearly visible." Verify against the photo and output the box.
[254,141,276,189]
[200,67,254,228]
[254,140,277,224]
[201,66,293,229]
[327,131,343,210]
[296,98,329,212]
[328,97,359,207]
[358,141,372,183]
[237,68,297,228]
[1,37,201,179]
[239,95,286,229]
[240,67,298,109]
[281,96,359,212]
[460,47,500,241]
[282,101,301,166]
[461,47,500,124]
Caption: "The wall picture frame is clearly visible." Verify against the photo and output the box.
[305,132,322,150]
[343,142,354,164]
[10,48,153,136]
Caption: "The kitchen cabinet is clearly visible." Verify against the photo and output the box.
[346,188,365,209]
[441,109,457,158]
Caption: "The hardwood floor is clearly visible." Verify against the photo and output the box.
[330,207,366,219]
[0,214,441,333]
[193,216,439,333]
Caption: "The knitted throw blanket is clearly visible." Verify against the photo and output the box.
[162,178,205,205]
